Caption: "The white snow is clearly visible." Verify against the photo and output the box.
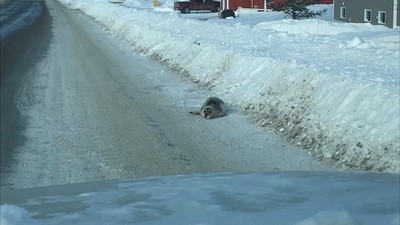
[56,0,399,172]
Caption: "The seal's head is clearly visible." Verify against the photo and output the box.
[201,106,215,119]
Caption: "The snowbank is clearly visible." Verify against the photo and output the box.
[57,0,399,172]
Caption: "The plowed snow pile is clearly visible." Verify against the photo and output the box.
[58,0,399,172]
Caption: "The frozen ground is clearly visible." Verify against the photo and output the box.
[56,0,399,172]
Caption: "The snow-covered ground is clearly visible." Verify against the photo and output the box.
[56,0,399,172]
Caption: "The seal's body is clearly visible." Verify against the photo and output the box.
[190,97,227,119]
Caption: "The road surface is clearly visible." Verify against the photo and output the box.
[1,0,337,189]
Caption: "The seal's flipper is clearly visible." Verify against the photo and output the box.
[189,111,201,115]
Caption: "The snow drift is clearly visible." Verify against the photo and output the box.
[56,0,399,172]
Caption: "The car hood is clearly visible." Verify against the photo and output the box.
[1,171,399,225]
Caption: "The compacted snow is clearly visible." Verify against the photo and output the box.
[57,0,399,172]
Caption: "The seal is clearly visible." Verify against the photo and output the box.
[190,97,227,119]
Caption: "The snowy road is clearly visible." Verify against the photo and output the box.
[1,0,48,175]
[1,0,336,189]
[0,0,43,42]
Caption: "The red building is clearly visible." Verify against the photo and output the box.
[221,0,332,11]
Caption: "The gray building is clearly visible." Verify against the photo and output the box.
[334,0,399,28]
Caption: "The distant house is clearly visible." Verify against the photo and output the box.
[221,0,266,11]
[221,0,332,12]
[334,0,399,28]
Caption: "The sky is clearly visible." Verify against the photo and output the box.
[55,0,399,173]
